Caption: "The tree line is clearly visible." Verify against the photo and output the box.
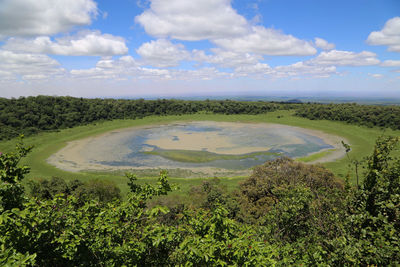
[295,102,400,130]
[0,137,399,265]
[2,96,399,142]
[0,96,297,140]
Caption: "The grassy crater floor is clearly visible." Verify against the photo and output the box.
[1,110,399,196]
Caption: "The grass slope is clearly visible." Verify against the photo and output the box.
[1,111,399,195]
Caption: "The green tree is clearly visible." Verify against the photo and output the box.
[0,137,32,212]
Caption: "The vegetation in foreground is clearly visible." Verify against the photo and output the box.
[1,136,399,265]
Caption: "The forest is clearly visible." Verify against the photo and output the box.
[0,96,297,140]
[295,103,400,130]
[1,96,400,141]
[1,137,399,265]
[0,96,399,265]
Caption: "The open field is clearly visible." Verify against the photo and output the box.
[1,110,399,195]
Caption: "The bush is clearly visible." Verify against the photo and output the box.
[235,157,343,223]
[29,177,121,203]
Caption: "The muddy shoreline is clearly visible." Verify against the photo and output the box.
[47,121,348,176]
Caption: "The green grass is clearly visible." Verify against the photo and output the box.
[144,149,279,163]
[1,111,399,195]
[296,149,335,163]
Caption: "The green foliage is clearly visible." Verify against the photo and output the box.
[1,138,399,265]
[188,178,239,217]
[29,177,121,204]
[295,102,400,130]
[170,205,279,266]
[235,157,343,223]
[340,136,400,265]
[0,96,296,140]
[0,137,32,212]
[127,170,172,201]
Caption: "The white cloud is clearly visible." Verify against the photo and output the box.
[233,63,272,77]
[71,56,139,79]
[273,62,336,78]
[213,26,316,56]
[367,17,400,52]
[232,61,336,79]
[368,73,383,78]
[314,37,335,50]
[3,31,128,56]
[71,55,231,81]
[136,0,317,56]
[0,49,65,80]
[71,55,177,81]
[381,60,400,67]
[309,50,380,66]
[140,67,172,79]
[0,0,98,37]
[0,70,15,81]
[177,67,231,80]
[193,49,262,68]
[135,0,248,41]
[136,39,190,67]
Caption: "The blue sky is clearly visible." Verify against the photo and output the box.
[0,0,399,98]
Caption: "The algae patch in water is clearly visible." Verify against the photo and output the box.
[143,149,280,163]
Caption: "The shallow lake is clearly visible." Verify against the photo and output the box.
[55,121,336,173]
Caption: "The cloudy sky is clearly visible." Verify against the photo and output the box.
[0,0,399,98]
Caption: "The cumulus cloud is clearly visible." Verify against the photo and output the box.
[135,0,248,41]
[136,39,190,67]
[273,62,336,78]
[178,67,231,80]
[3,31,128,56]
[214,26,316,56]
[193,48,262,68]
[0,70,15,81]
[71,56,140,79]
[232,61,336,79]
[367,17,400,52]
[71,55,179,81]
[136,0,317,56]
[71,55,231,81]
[232,49,380,79]
[0,49,65,80]
[0,0,98,37]
[309,50,380,66]
[314,37,335,50]
[381,60,400,67]
[368,73,383,78]
[234,63,272,77]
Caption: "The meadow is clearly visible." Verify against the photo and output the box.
[1,110,398,195]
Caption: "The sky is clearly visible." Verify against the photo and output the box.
[0,0,400,98]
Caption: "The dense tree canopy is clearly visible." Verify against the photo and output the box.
[1,96,400,264]
[0,96,296,140]
[1,96,398,141]
[295,103,400,130]
[0,137,399,265]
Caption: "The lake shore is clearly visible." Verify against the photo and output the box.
[47,121,348,176]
